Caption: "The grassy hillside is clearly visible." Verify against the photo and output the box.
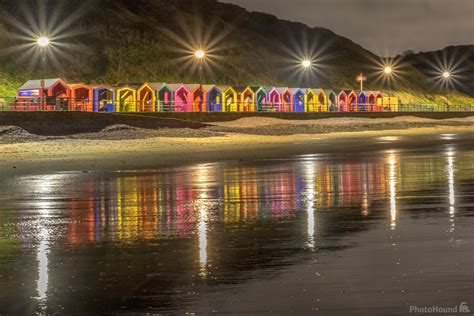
[0,0,472,106]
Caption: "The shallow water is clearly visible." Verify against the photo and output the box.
[1,143,474,315]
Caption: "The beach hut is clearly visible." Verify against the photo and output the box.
[206,85,222,112]
[268,87,292,112]
[253,87,269,112]
[137,83,157,112]
[187,84,207,112]
[305,89,318,112]
[289,88,305,112]
[280,88,293,112]
[69,84,94,112]
[219,86,238,112]
[235,86,255,112]
[114,84,140,112]
[383,94,399,112]
[155,83,173,111]
[167,84,191,112]
[347,90,358,112]
[358,91,369,112]
[93,85,115,112]
[15,78,71,111]
[324,89,338,112]
[338,90,348,112]
[314,89,328,112]
[367,91,382,112]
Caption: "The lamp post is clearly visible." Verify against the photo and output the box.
[37,36,50,110]
[194,49,206,112]
[383,66,393,111]
[442,71,451,108]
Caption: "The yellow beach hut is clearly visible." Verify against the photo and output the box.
[305,88,318,112]
[114,84,140,112]
[219,86,238,112]
[137,83,157,112]
[314,89,328,112]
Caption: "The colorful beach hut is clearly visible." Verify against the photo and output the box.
[358,91,369,112]
[338,90,348,112]
[305,89,318,112]
[69,84,93,112]
[187,84,207,112]
[219,86,238,112]
[347,90,358,112]
[324,89,338,112]
[383,94,399,112]
[205,85,222,112]
[137,83,157,112]
[289,88,305,112]
[15,78,71,111]
[155,83,173,111]
[253,87,269,112]
[235,86,255,112]
[93,85,115,112]
[167,84,192,112]
[314,89,328,112]
[114,84,140,112]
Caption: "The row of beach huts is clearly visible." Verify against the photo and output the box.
[12,78,399,112]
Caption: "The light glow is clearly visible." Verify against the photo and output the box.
[37,36,50,47]
[384,66,393,75]
[194,49,206,59]
[442,71,451,79]
[302,59,312,68]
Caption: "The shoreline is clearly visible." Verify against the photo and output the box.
[2,125,474,177]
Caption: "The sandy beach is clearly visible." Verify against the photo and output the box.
[1,116,474,177]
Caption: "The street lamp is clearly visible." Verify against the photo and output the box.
[36,36,50,110]
[194,49,206,112]
[442,71,452,107]
[302,59,312,69]
[383,65,394,111]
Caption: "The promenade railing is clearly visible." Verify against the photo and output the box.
[1,97,473,113]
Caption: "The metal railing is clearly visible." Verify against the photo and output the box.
[1,97,473,113]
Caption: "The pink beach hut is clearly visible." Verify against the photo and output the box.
[168,84,191,112]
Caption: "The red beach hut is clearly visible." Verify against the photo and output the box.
[15,78,71,111]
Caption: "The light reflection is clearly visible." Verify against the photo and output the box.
[388,153,398,230]
[197,165,210,277]
[304,161,316,249]
[447,153,456,230]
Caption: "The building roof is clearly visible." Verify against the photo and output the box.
[146,82,167,90]
[166,83,187,91]
[18,78,65,90]
[288,87,304,94]
[233,86,251,93]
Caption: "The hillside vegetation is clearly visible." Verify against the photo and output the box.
[0,0,472,106]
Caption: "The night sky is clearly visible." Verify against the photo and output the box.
[221,0,474,56]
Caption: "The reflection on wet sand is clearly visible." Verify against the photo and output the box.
[1,146,474,314]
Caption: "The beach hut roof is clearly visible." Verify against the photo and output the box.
[202,84,216,91]
[146,82,167,90]
[313,88,326,95]
[19,78,66,90]
[233,86,251,93]
[251,86,266,93]
[166,83,188,92]
[273,87,289,94]
[112,83,142,90]
[323,89,336,95]
[288,88,303,94]
[218,85,236,93]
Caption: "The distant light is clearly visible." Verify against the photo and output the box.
[195,49,206,59]
[443,71,451,79]
[384,66,392,75]
[37,36,50,47]
[302,59,312,68]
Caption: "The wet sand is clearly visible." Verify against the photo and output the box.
[1,125,474,178]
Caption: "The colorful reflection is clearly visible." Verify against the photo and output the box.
[3,148,474,314]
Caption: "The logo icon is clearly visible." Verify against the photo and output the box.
[459,302,470,313]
